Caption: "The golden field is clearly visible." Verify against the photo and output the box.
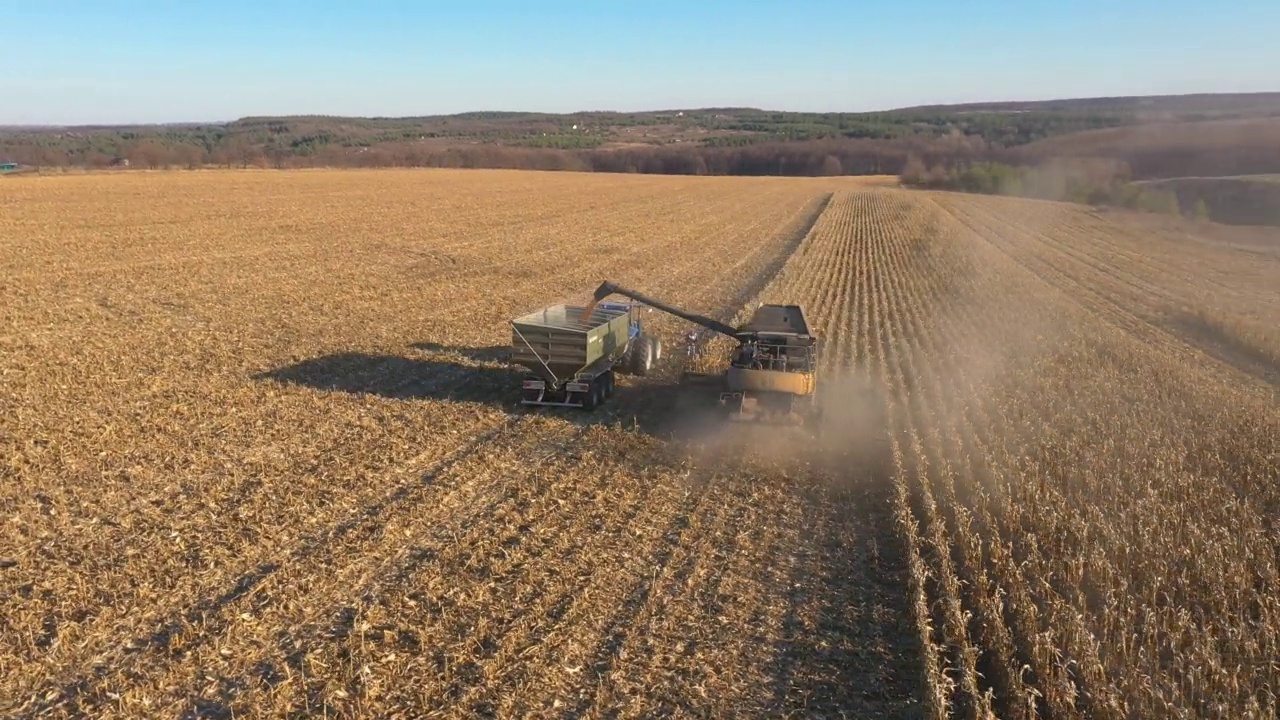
[1,168,1277,719]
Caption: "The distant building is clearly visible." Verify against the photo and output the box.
[0,162,18,172]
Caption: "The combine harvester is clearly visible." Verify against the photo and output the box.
[507,281,822,430]
[587,281,822,428]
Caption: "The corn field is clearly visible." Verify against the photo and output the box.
[1,169,1276,719]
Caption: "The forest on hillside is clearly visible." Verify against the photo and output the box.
[3,93,1280,181]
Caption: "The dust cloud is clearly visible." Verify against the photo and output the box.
[655,368,896,494]
[652,189,1082,498]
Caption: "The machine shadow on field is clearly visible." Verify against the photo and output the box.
[253,351,527,405]
[407,341,511,361]
[252,345,703,442]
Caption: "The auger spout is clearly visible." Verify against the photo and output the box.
[584,281,739,339]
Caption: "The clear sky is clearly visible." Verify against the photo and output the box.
[3,0,1278,125]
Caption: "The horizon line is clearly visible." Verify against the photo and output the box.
[4,90,1279,130]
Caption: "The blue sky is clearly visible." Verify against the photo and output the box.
[2,0,1277,124]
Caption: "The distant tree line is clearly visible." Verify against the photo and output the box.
[0,107,1124,175]
[4,108,1280,183]
[0,134,982,177]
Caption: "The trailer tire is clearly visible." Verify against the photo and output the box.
[582,381,599,411]
[602,371,615,398]
[652,338,662,361]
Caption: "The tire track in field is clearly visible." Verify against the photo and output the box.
[10,414,531,718]
[410,457,716,717]
[214,434,677,716]
[438,452,684,715]
[151,422,612,717]
[561,466,733,716]
[936,196,1276,391]
[580,469,760,715]
[4,186,832,696]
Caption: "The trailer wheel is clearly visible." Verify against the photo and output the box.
[582,379,600,411]
[602,371,615,398]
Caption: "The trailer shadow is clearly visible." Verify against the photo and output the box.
[407,341,511,362]
[252,347,696,441]
[252,351,525,405]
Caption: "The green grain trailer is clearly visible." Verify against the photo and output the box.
[509,301,661,410]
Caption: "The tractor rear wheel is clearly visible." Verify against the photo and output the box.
[630,336,654,376]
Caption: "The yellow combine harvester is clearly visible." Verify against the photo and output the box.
[585,281,822,429]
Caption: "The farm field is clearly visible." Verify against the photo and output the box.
[2,168,1278,719]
